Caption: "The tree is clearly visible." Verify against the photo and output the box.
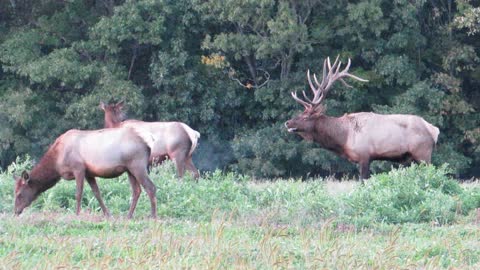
[1,0,479,178]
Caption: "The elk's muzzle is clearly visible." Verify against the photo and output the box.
[285,121,297,132]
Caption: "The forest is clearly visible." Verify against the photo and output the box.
[1,0,479,178]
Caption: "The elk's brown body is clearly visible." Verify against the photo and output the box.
[285,56,440,179]
[100,101,200,179]
[13,127,157,218]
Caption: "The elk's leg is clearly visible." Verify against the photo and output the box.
[86,176,111,217]
[74,171,85,215]
[126,172,142,219]
[186,157,200,180]
[412,149,432,164]
[130,169,157,218]
[359,160,371,183]
[174,156,187,179]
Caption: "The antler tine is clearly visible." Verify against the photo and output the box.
[322,58,327,81]
[307,69,317,92]
[325,57,369,92]
[327,55,340,70]
[321,56,341,95]
[313,73,321,89]
[312,59,327,90]
[339,79,353,88]
[340,58,369,82]
[290,56,368,109]
[291,91,312,109]
[344,72,369,82]
[344,58,352,71]
[302,91,313,103]
[311,56,340,105]
[325,60,342,90]
[307,70,324,103]
[335,60,342,74]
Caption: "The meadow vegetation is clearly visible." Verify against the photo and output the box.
[1,158,479,269]
[2,0,480,178]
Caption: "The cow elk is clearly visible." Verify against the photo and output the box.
[285,56,440,180]
[13,127,157,218]
[100,101,200,179]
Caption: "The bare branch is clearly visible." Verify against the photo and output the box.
[228,68,270,89]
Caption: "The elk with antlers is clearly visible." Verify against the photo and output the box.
[285,56,440,180]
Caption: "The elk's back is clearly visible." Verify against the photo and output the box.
[345,112,438,157]
[119,120,195,156]
[53,128,150,176]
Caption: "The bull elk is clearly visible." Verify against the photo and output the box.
[13,127,157,218]
[285,56,440,180]
[100,101,200,179]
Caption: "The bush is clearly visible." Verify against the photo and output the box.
[342,164,470,227]
[1,157,478,227]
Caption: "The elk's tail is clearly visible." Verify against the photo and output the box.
[180,123,200,157]
[423,119,440,144]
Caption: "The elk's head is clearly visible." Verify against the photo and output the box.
[13,171,37,215]
[99,100,125,128]
[285,105,325,135]
[285,56,368,136]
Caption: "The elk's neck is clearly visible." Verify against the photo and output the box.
[104,114,121,128]
[312,115,349,154]
[29,147,61,195]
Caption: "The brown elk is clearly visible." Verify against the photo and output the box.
[285,56,440,180]
[13,127,157,218]
[99,101,200,179]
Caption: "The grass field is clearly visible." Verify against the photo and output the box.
[1,159,479,269]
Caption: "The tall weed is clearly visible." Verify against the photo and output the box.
[343,164,472,227]
[1,158,479,227]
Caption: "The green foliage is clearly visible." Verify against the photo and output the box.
[343,164,473,227]
[1,213,479,269]
[0,0,479,178]
[90,0,166,54]
[1,158,478,229]
[454,2,480,35]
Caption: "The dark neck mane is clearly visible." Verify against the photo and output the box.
[312,115,350,154]
[29,143,61,194]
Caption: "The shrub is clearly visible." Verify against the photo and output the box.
[342,164,468,227]
[1,157,478,227]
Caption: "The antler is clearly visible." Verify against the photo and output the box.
[291,56,368,109]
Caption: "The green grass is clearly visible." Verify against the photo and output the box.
[1,213,479,269]
[1,158,479,269]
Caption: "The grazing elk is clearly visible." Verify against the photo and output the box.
[13,127,157,218]
[285,56,440,180]
[100,101,200,179]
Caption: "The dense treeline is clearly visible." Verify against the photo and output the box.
[0,0,479,178]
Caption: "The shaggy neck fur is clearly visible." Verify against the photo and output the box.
[310,115,350,155]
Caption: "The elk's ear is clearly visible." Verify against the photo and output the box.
[115,100,124,110]
[312,105,326,117]
[21,171,30,183]
[99,102,106,111]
